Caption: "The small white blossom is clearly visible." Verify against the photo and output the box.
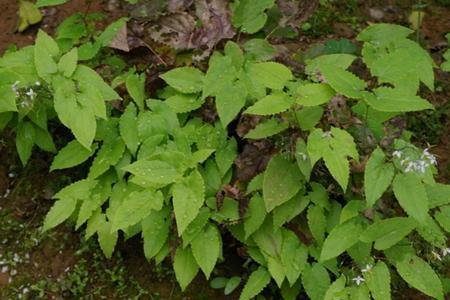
[25,88,36,99]
[322,131,332,138]
[432,251,442,261]
[352,275,365,285]
[442,248,450,257]
[361,264,373,273]
[35,81,41,86]
[392,150,402,158]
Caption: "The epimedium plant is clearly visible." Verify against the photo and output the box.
[1,20,449,300]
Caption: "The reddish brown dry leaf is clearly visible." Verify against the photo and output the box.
[149,12,197,50]
[168,0,194,12]
[148,0,235,52]
[276,0,318,29]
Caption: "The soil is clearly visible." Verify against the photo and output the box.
[0,0,449,299]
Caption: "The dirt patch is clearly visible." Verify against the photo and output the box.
[0,0,125,54]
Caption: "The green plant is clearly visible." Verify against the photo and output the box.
[442,33,450,71]
[1,20,447,300]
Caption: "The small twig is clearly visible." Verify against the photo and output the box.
[142,40,168,67]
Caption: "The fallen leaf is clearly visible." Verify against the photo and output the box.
[18,1,43,32]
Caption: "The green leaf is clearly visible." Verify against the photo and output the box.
[88,139,125,179]
[395,254,444,300]
[244,93,292,115]
[263,154,303,212]
[295,106,323,131]
[216,80,247,127]
[267,256,285,287]
[324,276,346,300]
[123,160,181,187]
[76,181,111,230]
[239,267,271,300]
[295,83,336,106]
[305,54,356,75]
[295,138,312,181]
[393,173,428,224]
[307,205,326,244]
[273,193,309,227]
[35,0,68,7]
[281,230,308,286]
[360,217,416,250]
[364,147,395,207]
[320,217,364,262]
[203,54,237,98]
[232,0,275,34]
[73,65,120,100]
[365,261,391,300]
[70,104,97,149]
[16,121,35,165]
[173,246,199,291]
[244,194,267,239]
[34,30,59,78]
[253,218,282,257]
[225,276,241,295]
[245,119,289,139]
[302,263,330,300]
[247,62,292,90]
[244,39,276,61]
[0,85,18,113]
[119,103,139,155]
[165,94,204,114]
[363,88,433,112]
[225,41,244,70]
[426,183,450,208]
[142,207,170,260]
[160,67,204,94]
[434,205,450,233]
[58,48,78,77]
[97,218,118,259]
[111,189,164,231]
[50,140,97,171]
[126,73,146,110]
[18,1,43,32]
[54,179,97,201]
[416,215,447,248]
[215,137,237,176]
[182,208,210,247]
[173,169,205,235]
[357,23,413,46]
[191,223,221,279]
[210,277,228,289]
[319,64,366,99]
[42,197,77,232]
[307,127,358,191]
[34,127,56,152]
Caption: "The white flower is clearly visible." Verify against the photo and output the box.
[25,88,36,99]
[352,275,365,285]
[442,248,450,257]
[392,150,402,158]
[35,81,40,86]
[361,264,373,273]
[322,131,332,138]
[432,251,442,261]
